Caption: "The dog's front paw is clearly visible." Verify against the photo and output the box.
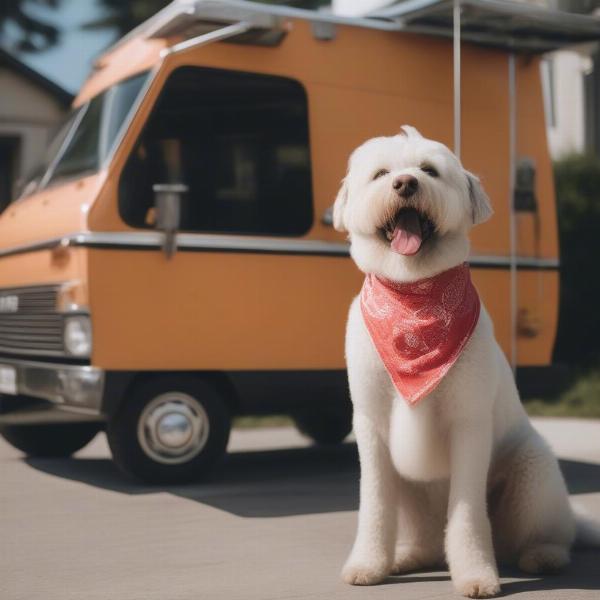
[453,572,501,598]
[341,557,389,586]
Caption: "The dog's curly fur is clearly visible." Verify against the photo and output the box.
[336,127,598,598]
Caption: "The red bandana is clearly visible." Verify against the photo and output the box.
[360,263,480,406]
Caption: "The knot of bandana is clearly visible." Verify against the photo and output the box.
[360,263,480,406]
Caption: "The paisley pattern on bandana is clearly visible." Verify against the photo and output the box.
[360,263,480,406]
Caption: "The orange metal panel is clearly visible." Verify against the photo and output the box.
[75,38,168,107]
[471,269,558,366]
[0,247,88,296]
[88,248,363,370]
[0,174,105,249]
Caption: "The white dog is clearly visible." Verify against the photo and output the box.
[335,126,599,598]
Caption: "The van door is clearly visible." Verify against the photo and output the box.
[91,65,361,385]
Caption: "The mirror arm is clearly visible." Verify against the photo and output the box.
[153,183,188,258]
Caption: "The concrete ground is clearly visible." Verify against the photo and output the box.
[0,417,599,600]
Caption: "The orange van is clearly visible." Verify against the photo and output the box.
[0,0,598,483]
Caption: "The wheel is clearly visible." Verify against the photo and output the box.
[0,422,101,457]
[293,406,353,445]
[106,375,231,484]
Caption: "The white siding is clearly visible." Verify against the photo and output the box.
[543,51,591,158]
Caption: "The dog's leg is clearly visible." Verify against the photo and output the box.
[446,421,500,598]
[393,480,445,573]
[341,412,398,585]
[493,430,575,574]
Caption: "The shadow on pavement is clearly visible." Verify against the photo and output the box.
[25,441,360,517]
[25,442,600,518]
[499,554,600,594]
[22,443,600,595]
[559,459,600,495]
[378,557,600,594]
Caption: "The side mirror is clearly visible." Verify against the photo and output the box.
[153,183,188,258]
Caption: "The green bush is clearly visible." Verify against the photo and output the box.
[553,153,600,368]
[524,369,600,418]
[524,154,600,418]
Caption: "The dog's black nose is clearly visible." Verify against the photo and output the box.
[393,175,418,198]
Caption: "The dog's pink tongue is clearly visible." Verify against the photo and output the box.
[390,211,422,255]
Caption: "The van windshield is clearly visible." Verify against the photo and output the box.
[19,70,149,197]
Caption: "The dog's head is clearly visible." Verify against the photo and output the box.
[333,126,493,281]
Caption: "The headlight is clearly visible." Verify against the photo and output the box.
[64,315,92,357]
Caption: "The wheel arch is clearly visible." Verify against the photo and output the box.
[102,370,240,418]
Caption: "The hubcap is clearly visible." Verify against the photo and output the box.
[137,392,209,465]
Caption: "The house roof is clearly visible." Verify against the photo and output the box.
[0,47,73,107]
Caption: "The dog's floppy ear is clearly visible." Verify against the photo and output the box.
[332,178,349,232]
[465,170,493,225]
[400,125,423,139]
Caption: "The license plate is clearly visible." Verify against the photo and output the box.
[0,365,17,395]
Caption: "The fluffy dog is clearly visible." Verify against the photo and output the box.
[335,126,599,598]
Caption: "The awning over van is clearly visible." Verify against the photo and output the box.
[111,0,600,55]
[370,0,600,53]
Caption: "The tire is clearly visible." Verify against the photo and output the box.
[293,406,353,445]
[106,375,231,484]
[0,422,101,457]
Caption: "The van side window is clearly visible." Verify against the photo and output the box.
[119,66,313,236]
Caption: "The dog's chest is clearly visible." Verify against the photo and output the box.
[388,394,451,481]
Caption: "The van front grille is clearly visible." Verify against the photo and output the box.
[0,285,65,357]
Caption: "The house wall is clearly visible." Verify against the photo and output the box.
[543,49,591,158]
[0,67,68,200]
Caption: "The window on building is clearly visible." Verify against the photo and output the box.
[0,137,20,212]
[119,66,313,237]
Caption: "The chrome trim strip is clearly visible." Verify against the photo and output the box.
[469,255,560,269]
[70,231,352,256]
[0,357,104,413]
[0,231,561,267]
[0,238,64,259]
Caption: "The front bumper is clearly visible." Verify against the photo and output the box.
[0,357,104,422]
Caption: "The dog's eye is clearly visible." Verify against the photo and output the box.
[420,164,439,178]
[372,169,389,181]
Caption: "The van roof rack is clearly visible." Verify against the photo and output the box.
[110,0,600,55]
[372,0,600,53]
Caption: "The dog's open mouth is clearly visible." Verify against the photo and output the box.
[382,207,435,256]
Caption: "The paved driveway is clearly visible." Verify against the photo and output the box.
[1,418,599,600]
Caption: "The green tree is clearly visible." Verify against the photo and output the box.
[0,0,61,51]
[81,0,171,37]
[553,154,600,367]
[83,0,331,37]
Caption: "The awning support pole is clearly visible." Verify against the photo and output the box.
[161,21,251,57]
[453,0,461,159]
[508,53,518,374]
